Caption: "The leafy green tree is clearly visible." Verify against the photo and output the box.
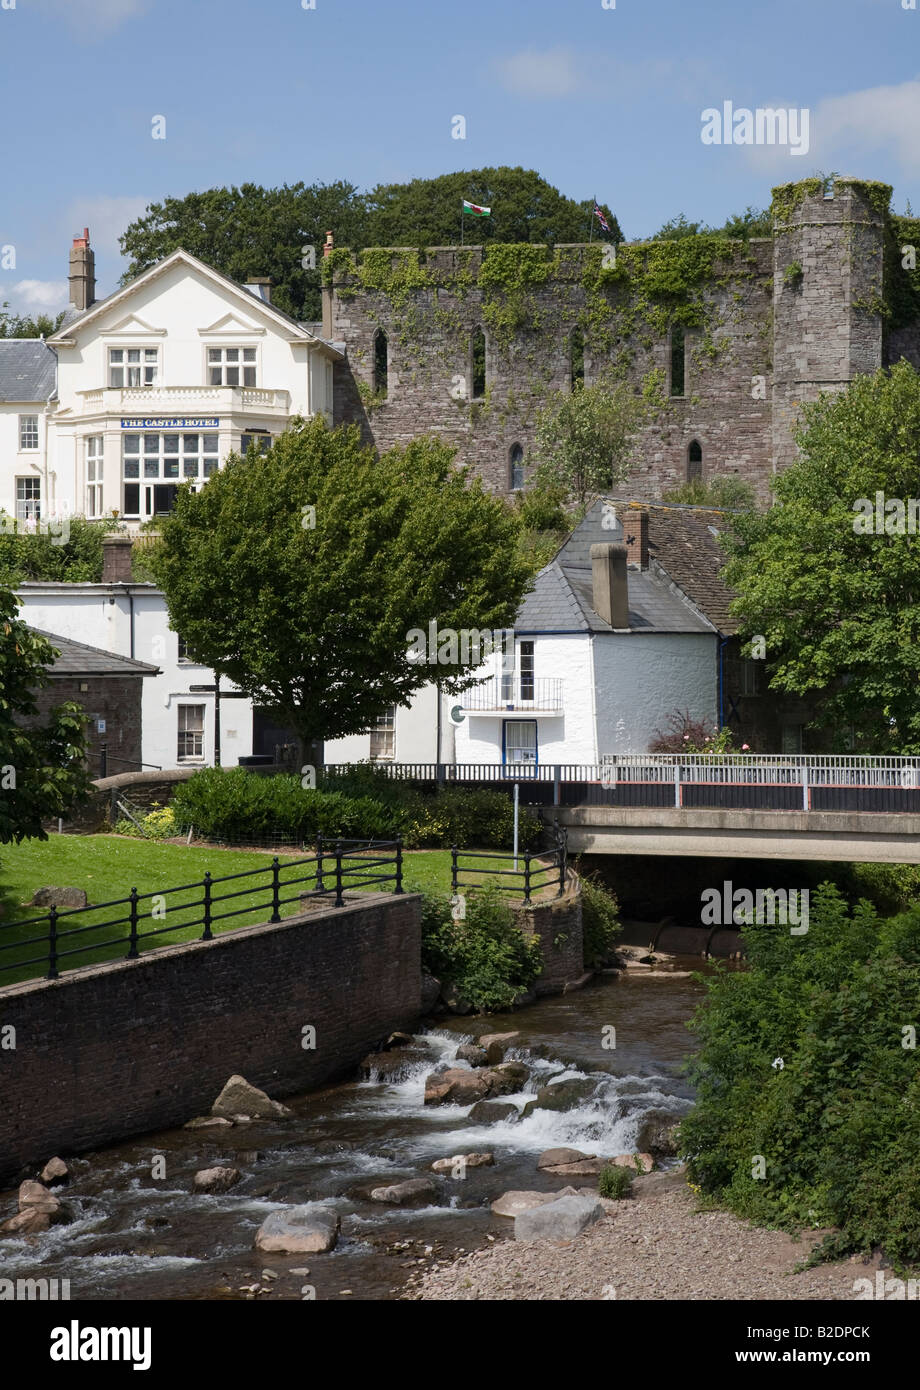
[147,418,532,755]
[119,182,370,321]
[0,517,120,584]
[0,588,90,843]
[652,207,771,243]
[532,373,648,508]
[662,474,757,509]
[365,167,622,249]
[654,213,707,241]
[722,361,920,752]
[0,302,65,337]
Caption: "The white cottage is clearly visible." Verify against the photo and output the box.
[452,501,720,766]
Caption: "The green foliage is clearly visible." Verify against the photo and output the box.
[579,873,622,969]
[0,303,65,338]
[783,260,803,287]
[146,417,531,749]
[598,1164,634,1199]
[654,208,771,242]
[114,805,177,840]
[533,372,648,507]
[722,360,920,751]
[0,586,90,844]
[170,767,393,842]
[0,517,120,584]
[661,475,757,510]
[681,885,920,1271]
[413,882,543,1012]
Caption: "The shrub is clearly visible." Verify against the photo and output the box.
[170,767,395,842]
[410,882,543,1012]
[681,885,920,1272]
[579,872,621,968]
[113,805,176,839]
[598,1164,633,1199]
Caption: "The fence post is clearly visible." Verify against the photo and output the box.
[523,851,532,905]
[450,845,458,898]
[802,762,809,812]
[315,831,325,891]
[395,837,404,894]
[270,857,281,923]
[334,840,344,908]
[674,761,681,808]
[201,873,212,941]
[99,742,107,779]
[553,765,561,807]
[127,887,139,957]
[46,905,58,980]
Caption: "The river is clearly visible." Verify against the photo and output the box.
[0,961,714,1302]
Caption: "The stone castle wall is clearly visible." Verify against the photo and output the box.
[329,181,919,505]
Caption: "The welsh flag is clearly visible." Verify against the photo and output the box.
[462,199,491,217]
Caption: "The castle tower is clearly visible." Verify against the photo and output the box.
[771,178,887,476]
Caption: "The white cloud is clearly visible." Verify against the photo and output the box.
[496,47,582,99]
[8,280,69,310]
[816,80,920,175]
[63,195,151,261]
[33,0,150,38]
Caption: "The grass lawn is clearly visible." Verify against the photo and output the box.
[0,835,557,985]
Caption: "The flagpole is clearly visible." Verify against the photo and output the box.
[589,196,595,243]
[461,199,464,247]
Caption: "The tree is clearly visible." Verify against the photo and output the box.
[0,589,90,844]
[117,170,623,320]
[0,517,121,584]
[722,361,920,752]
[147,418,532,754]
[365,167,622,249]
[532,373,649,508]
[652,207,771,243]
[0,302,65,338]
[662,474,758,510]
[119,182,370,321]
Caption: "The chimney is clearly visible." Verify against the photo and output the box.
[244,276,273,304]
[590,543,629,629]
[69,227,95,311]
[322,231,334,338]
[623,508,649,569]
[102,534,133,584]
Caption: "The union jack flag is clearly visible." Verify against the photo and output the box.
[593,201,611,234]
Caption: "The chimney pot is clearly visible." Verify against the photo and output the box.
[590,542,629,630]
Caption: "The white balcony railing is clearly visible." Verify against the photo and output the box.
[461,676,564,714]
[76,385,291,414]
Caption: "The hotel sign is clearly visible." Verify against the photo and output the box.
[120,417,220,428]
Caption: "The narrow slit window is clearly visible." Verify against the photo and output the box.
[509,444,525,492]
[373,328,388,398]
[670,327,685,397]
[570,328,585,391]
[471,328,486,400]
[687,439,703,482]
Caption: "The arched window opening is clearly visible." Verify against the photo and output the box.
[687,439,703,482]
[570,328,585,391]
[510,444,525,492]
[471,328,486,400]
[373,328,388,398]
[670,327,685,397]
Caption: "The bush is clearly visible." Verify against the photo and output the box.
[598,1164,633,1199]
[113,805,177,839]
[681,885,920,1272]
[411,882,543,1012]
[170,767,395,842]
[579,872,621,968]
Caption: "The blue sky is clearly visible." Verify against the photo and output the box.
[1,0,917,314]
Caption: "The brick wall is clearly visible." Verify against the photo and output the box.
[28,676,144,781]
[513,880,584,995]
[0,892,421,1182]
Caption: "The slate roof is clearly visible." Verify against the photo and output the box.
[516,496,741,637]
[30,629,160,678]
[0,339,57,402]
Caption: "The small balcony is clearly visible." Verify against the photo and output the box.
[460,676,564,716]
[76,385,292,419]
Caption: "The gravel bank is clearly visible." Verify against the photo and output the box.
[404,1173,873,1301]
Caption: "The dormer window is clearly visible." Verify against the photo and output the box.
[110,347,158,388]
[208,346,257,387]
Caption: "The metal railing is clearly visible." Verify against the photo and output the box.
[323,758,920,813]
[460,677,565,712]
[0,835,403,985]
[450,823,568,906]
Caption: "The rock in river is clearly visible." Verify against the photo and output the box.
[211,1074,292,1121]
[490,1187,580,1218]
[194,1166,242,1194]
[514,1194,606,1243]
[369,1177,438,1204]
[468,1100,519,1124]
[254,1205,339,1254]
[430,1153,494,1174]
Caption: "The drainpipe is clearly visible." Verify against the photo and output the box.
[718,635,729,729]
[128,589,135,659]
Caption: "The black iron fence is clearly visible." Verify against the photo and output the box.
[0,836,403,985]
[449,823,568,906]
